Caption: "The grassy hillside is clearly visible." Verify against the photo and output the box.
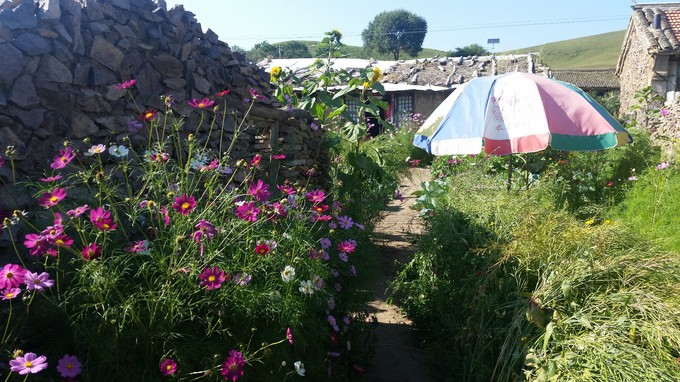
[501,30,626,69]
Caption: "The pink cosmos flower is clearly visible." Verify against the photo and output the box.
[216,89,231,97]
[251,154,262,167]
[248,179,271,202]
[657,161,670,170]
[126,240,149,254]
[277,183,296,195]
[160,205,171,226]
[85,144,107,156]
[188,97,215,109]
[38,187,67,208]
[235,202,260,222]
[160,358,177,376]
[306,189,326,204]
[82,242,101,260]
[115,79,136,90]
[272,154,286,160]
[24,271,54,291]
[255,242,270,256]
[50,147,76,170]
[0,263,26,290]
[338,240,357,254]
[199,266,227,290]
[311,214,331,222]
[192,219,217,254]
[249,88,266,101]
[221,349,246,381]
[9,352,48,375]
[272,202,287,217]
[172,194,197,216]
[198,159,219,172]
[287,327,294,345]
[66,204,89,218]
[56,354,82,378]
[39,174,62,182]
[90,207,117,231]
[23,233,50,256]
[2,287,20,300]
[312,204,329,213]
[0,156,4,168]
[660,108,670,116]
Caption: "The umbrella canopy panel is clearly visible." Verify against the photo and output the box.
[413,72,631,156]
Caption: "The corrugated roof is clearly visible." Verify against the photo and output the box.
[631,3,680,54]
[550,69,619,90]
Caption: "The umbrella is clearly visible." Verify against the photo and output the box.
[412,72,632,188]
[414,72,631,155]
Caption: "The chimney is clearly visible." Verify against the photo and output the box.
[654,13,662,29]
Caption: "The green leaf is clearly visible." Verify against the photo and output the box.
[542,322,554,355]
[332,84,358,100]
[322,135,342,149]
[342,122,366,144]
[326,104,346,120]
[370,82,385,95]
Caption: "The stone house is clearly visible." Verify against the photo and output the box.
[617,2,680,113]
[259,54,536,129]
[548,68,620,96]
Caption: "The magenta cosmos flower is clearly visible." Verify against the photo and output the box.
[199,266,227,290]
[82,242,102,260]
[115,79,136,90]
[50,147,76,170]
[221,349,246,381]
[159,358,177,376]
[23,233,50,256]
[338,240,357,254]
[90,207,117,231]
[188,97,215,109]
[254,242,270,256]
[287,327,294,345]
[248,179,271,202]
[9,352,48,375]
[39,174,62,183]
[172,194,197,216]
[0,263,26,290]
[306,189,326,204]
[235,202,260,222]
[56,354,82,378]
[38,188,67,208]
[66,204,89,218]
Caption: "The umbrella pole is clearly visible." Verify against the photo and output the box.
[507,154,513,191]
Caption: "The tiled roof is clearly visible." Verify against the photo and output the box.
[550,69,619,90]
[631,3,680,53]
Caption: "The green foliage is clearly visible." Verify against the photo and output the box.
[361,9,427,60]
[246,40,313,62]
[447,43,490,57]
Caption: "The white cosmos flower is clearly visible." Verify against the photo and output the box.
[281,265,295,283]
[299,280,314,296]
[108,145,129,157]
[85,144,107,156]
[294,361,305,376]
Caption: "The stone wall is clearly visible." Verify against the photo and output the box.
[618,28,655,114]
[0,0,327,193]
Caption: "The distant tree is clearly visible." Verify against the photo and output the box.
[448,44,490,57]
[361,9,427,60]
[279,41,312,58]
[247,41,278,63]
[231,45,247,55]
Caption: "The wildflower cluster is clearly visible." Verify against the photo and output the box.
[1,80,370,380]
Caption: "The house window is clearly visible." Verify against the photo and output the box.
[393,93,413,128]
[345,97,360,122]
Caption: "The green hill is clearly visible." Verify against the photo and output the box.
[501,30,626,69]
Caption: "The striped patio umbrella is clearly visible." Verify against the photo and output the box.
[413,72,631,156]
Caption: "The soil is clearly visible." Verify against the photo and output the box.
[359,168,439,382]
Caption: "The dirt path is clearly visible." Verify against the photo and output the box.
[361,167,438,382]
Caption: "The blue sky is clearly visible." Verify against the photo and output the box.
[164,0,637,52]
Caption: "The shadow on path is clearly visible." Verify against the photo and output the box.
[360,168,438,382]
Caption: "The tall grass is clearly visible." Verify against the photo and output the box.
[392,159,680,381]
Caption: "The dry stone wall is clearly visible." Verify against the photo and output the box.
[0,0,327,195]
